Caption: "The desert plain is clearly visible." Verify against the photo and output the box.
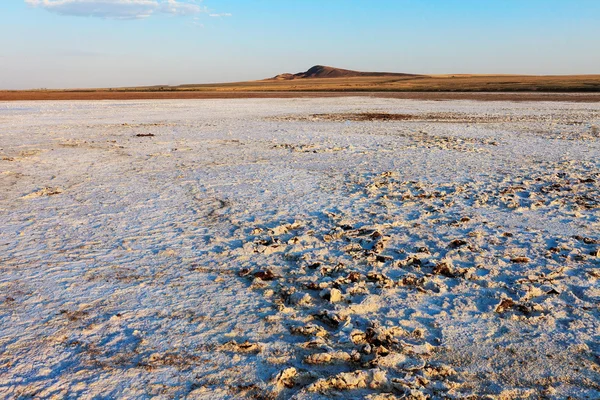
[1,97,600,399]
[2,66,600,102]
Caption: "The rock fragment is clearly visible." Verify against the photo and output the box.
[432,260,456,278]
[273,367,297,389]
[307,368,391,393]
[218,340,262,354]
[254,269,276,281]
[290,324,329,338]
[320,288,342,303]
[448,239,468,249]
[495,298,515,313]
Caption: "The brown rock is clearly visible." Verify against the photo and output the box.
[254,269,276,281]
[495,298,515,313]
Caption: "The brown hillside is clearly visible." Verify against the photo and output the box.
[271,65,418,80]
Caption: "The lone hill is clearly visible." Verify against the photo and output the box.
[270,65,418,80]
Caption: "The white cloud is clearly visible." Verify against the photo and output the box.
[159,0,204,16]
[25,0,206,19]
[209,12,231,17]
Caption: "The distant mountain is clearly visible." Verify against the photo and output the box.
[270,65,418,80]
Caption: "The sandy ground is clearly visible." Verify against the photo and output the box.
[1,98,599,399]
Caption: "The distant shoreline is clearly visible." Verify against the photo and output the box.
[2,91,600,102]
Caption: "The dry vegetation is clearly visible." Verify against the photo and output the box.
[2,89,600,102]
[187,73,600,92]
[2,70,600,102]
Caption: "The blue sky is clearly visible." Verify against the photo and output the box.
[1,0,599,89]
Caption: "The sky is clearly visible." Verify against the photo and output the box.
[1,0,599,89]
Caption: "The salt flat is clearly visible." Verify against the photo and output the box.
[1,98,599,399]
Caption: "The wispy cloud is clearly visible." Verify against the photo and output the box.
[24,0,207,19]
[191,16,203,27]
[209,12,231,18]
